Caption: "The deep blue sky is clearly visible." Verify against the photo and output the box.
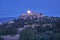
[0,0,60,18]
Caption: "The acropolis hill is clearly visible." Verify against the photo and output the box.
[19,10,45,19]
[0,10,60,40]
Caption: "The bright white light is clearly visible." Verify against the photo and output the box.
[27,10,31,13]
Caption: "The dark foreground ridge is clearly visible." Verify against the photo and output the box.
[0,11,60,40]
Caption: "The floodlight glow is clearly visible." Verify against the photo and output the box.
[27,10,31,13]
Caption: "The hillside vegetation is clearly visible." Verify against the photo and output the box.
[0,12,60,40]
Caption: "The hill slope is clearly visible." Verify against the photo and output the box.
[0,17,17,23]
[0,11,60,40]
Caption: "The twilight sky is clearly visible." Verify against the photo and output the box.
[0,0,60,18]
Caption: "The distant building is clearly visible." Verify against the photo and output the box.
[42,24,52,28]
[8,21,15,24]
[17,28,25,34]
[1,35,20,40]
[24,25,31,28]
[31,24,35,28]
